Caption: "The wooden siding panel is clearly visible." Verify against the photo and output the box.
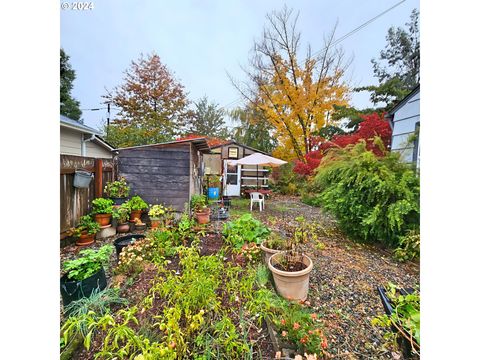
[118,145,191,212]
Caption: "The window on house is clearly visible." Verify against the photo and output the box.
[228,147,238,159]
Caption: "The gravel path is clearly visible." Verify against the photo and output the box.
[246,195,420,359]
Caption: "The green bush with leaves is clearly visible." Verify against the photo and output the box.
[112,203,130,224]
[127,195,148,211]
[91,198,114,214]
[394,229,420,262]
[63,245,114,281]
[69,214,100,237]
[190,194,207,212]
[222,213,270,249]
[104,177,130,198]
[312,140,419,247]
[270,162,306,195]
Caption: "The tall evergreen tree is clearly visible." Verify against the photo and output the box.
[357,9,420,109]
[60,48,82,120]
[186,96,228,139]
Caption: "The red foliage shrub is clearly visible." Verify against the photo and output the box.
[293,112,392,176]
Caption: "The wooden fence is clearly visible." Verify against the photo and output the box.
[60,155,116,237]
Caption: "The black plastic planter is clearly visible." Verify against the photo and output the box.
[376,286,417,358]
[114,234,145,259]
[111,197,128,206]
[60,268,107,307]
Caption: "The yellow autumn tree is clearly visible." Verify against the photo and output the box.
[231,6,350,162]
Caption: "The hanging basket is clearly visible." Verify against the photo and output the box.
[73,170,93,188]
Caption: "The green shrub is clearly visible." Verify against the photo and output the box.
[69,214,101,237]
[190,194,207,211]
[271,162,306,195]
[112,203,130,223]
[312,140,419,247]
[91,198,114,214]
[222,213,270,249]
[63,245,114,281]
[127,195,148,211]
[394,229,420,262]
[104,177,130,198]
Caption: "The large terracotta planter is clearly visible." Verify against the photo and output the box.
[195,208,211,224]
[130,210,142,222]
[94,213,112,227]
[116,223,130,233]
[260,241,284,264]
[76,232,95,246]
[268,252,313,301]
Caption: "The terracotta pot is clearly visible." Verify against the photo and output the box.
[150,218,161,229]
[260,241,284,264]
[76,232,95,246]
[130,210,143,222]
[94,213,112,227]
[195,211,210,224]
[116,223,130,233]
[268,252,313,301]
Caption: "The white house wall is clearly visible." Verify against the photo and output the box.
[60,127,83,156]
[391,90,420,164]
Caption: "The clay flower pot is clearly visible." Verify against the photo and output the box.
[94,213,112,227]
[76,232,95,247]
[268,252,313,301]
[116,222,130,233]
[130,210,142,222]
[195,208,210,224]
[260,240,284,264]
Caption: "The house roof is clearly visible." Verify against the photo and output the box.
[60,114,115,151]
[116,137,211,153]
[209,140,269,155]
[387,84,420,116]
[60,114,102,135]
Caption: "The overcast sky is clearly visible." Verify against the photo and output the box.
[60,0,419,131]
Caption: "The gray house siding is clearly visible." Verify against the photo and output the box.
[117,144,191,211]
[390,88,420,167]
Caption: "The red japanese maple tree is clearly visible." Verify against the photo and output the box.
[293,113,391,176]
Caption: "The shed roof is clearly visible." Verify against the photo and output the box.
[116,137,211,153]
[209,140,269,155]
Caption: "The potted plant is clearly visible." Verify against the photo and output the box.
[112,203,131,233]
[127,195,148,222]
[91,198,114,226]
[69,214,101,246]
[268,219,313,301]
[148,204,166,229]
[134,217,147,231]
[60,245,113,307]
[260,231,289,264]
[191,194,210,224]
[104,177,131,205]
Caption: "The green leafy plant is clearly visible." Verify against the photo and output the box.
[64,288,128,318]
[148,204,167,219]
[222,213,270,249]
[263,231,288,250]
[394,229,420,262]
[190,194,207,212]
[112,203,130,224]
[63,245,114,281]
[312,140,419,247]
[127,195,148,211]
[104,177,130,198]
[91,198,114,215]
[69,214,101,237]
[372,283,420,355]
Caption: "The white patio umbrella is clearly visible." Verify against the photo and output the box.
[227,153,287,190]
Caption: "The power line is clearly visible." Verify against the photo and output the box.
[309,0,406,60]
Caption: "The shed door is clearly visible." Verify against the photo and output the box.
[223,161,241,196]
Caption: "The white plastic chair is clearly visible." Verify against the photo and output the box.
[249,192,265,212]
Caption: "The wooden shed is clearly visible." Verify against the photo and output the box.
[116,138,210,211]
[203,140,270,197]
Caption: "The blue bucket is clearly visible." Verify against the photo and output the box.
[208,187,220,199]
